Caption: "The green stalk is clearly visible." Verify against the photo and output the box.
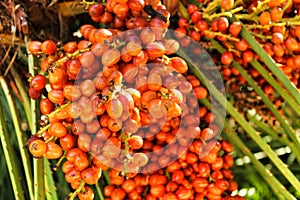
[44,158,58,200]
[247,113,300,156]
[180,50,300,193]
[0,76,34,199]
[28,53,37,133]
[223,125,296,200]
[34,159,45,200]
[27,52,45,200]
[103,170,110,185]
[96,182,105,200]
[211,39,300,161]
[250,59,300,116]
[225,101,300,192]
[0,103,25,200]
[233,17,300,105]
[10,67,32,130]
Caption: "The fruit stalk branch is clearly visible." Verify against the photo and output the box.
[69,180,85,200]
[203,6,243,21]
[232,16,300,105]
[180,49,300,193]
[52,48,91,68]
[211,38,300,163]
[203,30,240,42]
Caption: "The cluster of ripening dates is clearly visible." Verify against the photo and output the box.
[26,0,244,200]
[176,0,300,113]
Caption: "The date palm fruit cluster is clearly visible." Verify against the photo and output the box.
[177,0,300,119]
[27,0,243,199]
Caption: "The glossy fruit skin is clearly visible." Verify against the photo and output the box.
[40,98,55,115]
[29,87,42,100]
[169,57,188,73]
[285,37,299,51]
[146,42,166,58]
[242,50,254,63]
[78,186,94,200]
[48,90,65,104]
[64,41,78,53]
[43,142,63,159]
[81,167,101,185]
[107,98,123,119]
[41,40,57,55]
[49,121,67,138]
[80,51,96,68]
[229,22,242,37]
[221,52,233,65]
[217,17,229,32]
[187,4,198,15]
[221,0,234,10]
[121,179,137,193]
[28,139,47,157]
[271,7,283,22]
[89,4,104,18]
[150,185,166,197]
[28,41,42,54]
[102,48,121,66]
[30,74,47,90]
[111,188,126,200]
[60,134,76,151]
[259,11,271,25]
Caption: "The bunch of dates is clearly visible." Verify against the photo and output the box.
[27,0,244,199]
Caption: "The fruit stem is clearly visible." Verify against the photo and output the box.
[250,31,272,41]
[27,36,45,200]
[109,40,126,49]
[233,0,244,7]
[81,0,96,6]
[203,0,221,16]
[162,54,171,65]
[48,101,71,118]
[282,0,292,13]
[203,30,240,42]
[96,182,105,200]
[121,129,131,174]
[35,124,50,136]
[45,135,55,144]
[53,151,67,170]
[281,14,300,22]
[203,6,243,21]
[165,170,171,181]
[251,1,269,15]
[234,14,259,23]
[103,170,111,185]
[245,21,300,29]
[69,180,85,200]
[52,48,91,68]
